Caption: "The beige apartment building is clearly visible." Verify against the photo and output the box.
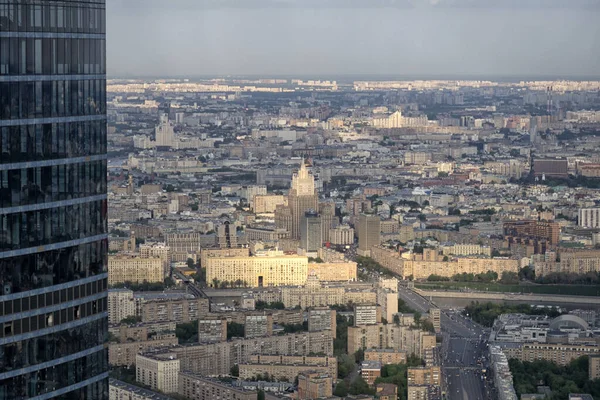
[139,243,171,277]
[171,331,334,376]
[442,244,492,257]
[108,335,179,366]
[307,261,358,281]
[245,314,274,338]
[108,255,163,285]
[109,322,176,343]
[140,297,209,324]
[136,353,180,394]
[239,355,337,382]
[407,385,429,400]
[200,247,249,268]
[370,246,404,276]
[502,343,600,366]
[403,257,519,280]
[347,323,436,357]
[109,378,173,400]
[407,366,441,386]
[297,372,333,400]
[377,289,399,322]
[364,349,408,365]
[197,318,227,343]
[206,250,308,287]
[589,355,600,380]
[178,372,257,400]
[253,194,287,213]
[308,307,337,338]
[536,250,600,277]
[108,289,136,324]
[281,274,376,309]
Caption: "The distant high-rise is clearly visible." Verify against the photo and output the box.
[358,214,381,257]
[287,161,319,239]
[0,1,108,398]
[300,211,322,256]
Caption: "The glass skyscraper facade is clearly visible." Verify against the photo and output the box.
[0,1,108,399]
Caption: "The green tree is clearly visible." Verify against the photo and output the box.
[230,364,239,377]
[227,322,245,339]
[333,380,349,397]
[349,376,375,395]
[120,315,142,325]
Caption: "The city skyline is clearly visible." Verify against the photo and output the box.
[107,0,600,78]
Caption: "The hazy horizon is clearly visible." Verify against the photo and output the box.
[106,0,600,79]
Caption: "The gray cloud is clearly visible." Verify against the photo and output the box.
[106,0,600,78]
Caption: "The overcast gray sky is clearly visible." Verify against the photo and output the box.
[106,0,600,78]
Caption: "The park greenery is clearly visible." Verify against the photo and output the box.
[110,278,174,292]
[356,256,395,278]
[373,357,426,400]
[255,300,285,310]
[463,301,562,327]
[510,356,600,399]
[175,321,198,343]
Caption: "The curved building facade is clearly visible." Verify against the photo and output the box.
[0,1,108,399]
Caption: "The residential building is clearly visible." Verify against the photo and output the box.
[139,243,172,277]
[217,221,238,249]
[171,331,334,376]
[206,249,308,288]
[354,304,379,326]
[361,360,382,386]
[197,318,227,343]
[376,383,398,400]
[297,372,333,400]
[178,372,257,400]
[306,261,358,282]
[109,378,173,400]
[108,255,163,285]
[589,355,600,380]
[253,195,287,213]
[108,335,179,366]
[245,314,274,338]
[109,289,136,324]
[239,355,337,382]
[136,353,180,394]
[364,349,407,365]
[407,366,441,386]
[308,307,337,338]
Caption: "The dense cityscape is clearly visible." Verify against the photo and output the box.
[2,1,600,400]
[103,76,600,400]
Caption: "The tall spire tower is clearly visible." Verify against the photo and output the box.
[287,160,319,239]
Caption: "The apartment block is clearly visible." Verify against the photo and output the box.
[109,378,173,400]
[197,318,227,343]
[239,355,337,382]
[108,335,179,366]
[206,249,308,287]
[354,304,379,326]
[245,314,274,338]
[377,289,399,323]
[253,195,287,213]
[172,331,334,376]
[139,296,209,323]
[139,243,172,277]
[308,307,337,338]
[361,360,382,386]
[358,214,381,257]
[307,261,358,282]
[407,366,441,386]
[589,355,600,380]
[178,372,257,400]
[370,246,404,276]
[502,343,600,366]
[108,289,136,324]
[364,349,408,365]
[297,372,334,400]
[108,255,163,285]
[348,324,436,357]
[136,353,180,394]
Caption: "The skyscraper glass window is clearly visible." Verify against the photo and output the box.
[0,1,108,398]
